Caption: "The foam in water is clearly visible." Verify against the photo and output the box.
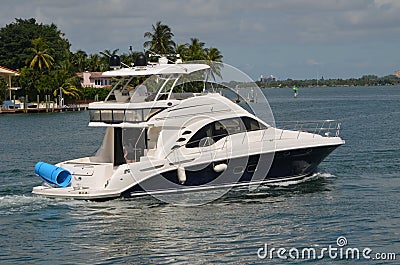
[266,172,336,187]
[0,195,52,215]
[317,172,336,178]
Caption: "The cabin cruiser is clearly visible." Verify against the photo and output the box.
[32,54,344,202]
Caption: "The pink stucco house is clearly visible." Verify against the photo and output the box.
[77,72,112,88]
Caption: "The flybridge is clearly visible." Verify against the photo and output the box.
[98,53,211,104]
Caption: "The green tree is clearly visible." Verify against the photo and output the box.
[144,21,176,54]
[0,18,70,70]
[100,48,119,69]
[203,47,223,80]
[0,79,8,104]
[204,47,223,62]
[120,52,136,67]
[0,18,71,99]
[175,43,189,60]
[19,66,57,98]
[101,49,119,57]
[71,50,88,72]
[186,38,206,60]
[86,54,107,72]
[53,72,80,101]
[27,37,55,70]
[182,40,223,81]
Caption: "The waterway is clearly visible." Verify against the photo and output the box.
[0,86,399,264]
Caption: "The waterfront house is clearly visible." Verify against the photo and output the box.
[0,65,20,100]
[77,71,112,88]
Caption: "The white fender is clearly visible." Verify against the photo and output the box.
[177,166,186,184]
[213,163,227,173]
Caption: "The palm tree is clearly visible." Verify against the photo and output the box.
[204,47,223,62]
[100,48,119,68]
[101,48,119,57]
[120,52,139,66]
[204,47,224,80]
[53,75,80,101]
[27,37,55,70]
[86,54,107,72]
[175,43,189,60]
[72,50,88,72]
[144,21,175,54]
[186,38,206,61]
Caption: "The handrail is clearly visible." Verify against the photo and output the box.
[276,120,342,140]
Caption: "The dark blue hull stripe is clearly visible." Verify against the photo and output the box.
[122,144,341,197]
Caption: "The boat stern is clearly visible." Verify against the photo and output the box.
[31,159,127,200]
[32,185,121,200]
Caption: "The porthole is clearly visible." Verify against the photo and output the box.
[247,164,257,172]
[233,166,244,174]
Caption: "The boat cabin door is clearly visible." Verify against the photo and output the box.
[116,128,146,164]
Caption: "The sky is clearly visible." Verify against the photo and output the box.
[1,0,400,80]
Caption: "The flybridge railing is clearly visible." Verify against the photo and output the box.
[276,120,342,139]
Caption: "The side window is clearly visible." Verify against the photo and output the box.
[186,118,246,148]
[219,118,245,135]
[241,116,266,131]
[213,121,229,142]
[186,124,213,148]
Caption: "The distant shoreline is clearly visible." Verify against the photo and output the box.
[259,84,400,89]
[256,74,400,88]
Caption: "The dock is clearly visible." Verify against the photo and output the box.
[0,104,88,114]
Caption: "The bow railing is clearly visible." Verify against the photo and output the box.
[276,120,341,139]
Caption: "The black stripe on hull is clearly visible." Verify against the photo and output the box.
[121,144,341,197]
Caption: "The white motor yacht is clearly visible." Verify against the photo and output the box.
[32,54,344,201]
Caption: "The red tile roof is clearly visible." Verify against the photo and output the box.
[0,65,20,75]
[76,72,108,78]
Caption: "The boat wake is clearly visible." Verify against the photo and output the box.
[0,195,52,215]
[0,172,338,212]
[266,172,336,187]
[219,172,337,203]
